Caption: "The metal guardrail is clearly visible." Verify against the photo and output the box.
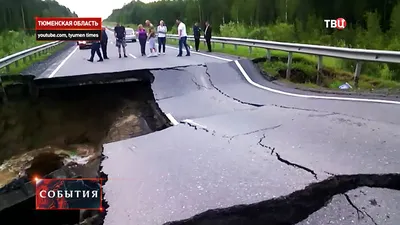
[0,41,63,73]
[166,34,400,86]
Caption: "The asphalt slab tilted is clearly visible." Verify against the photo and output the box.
[100,59,400,224]
[2,30,400,224]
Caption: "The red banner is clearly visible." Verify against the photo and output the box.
[35,17,102,30]
[35,178,103,210]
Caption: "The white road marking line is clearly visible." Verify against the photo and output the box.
[129,53,137,58]
[48,46,78,78]
[234,60,400,105]
[164,45,231,61]
[165,113,179,125]
[164,43,400,105]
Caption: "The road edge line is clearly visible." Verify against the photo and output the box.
[164,45,231,61]
[234,60,400,105]
[165,113,179,125]
[48,46,78,78]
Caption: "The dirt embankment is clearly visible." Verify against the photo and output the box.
[0,80,168,186]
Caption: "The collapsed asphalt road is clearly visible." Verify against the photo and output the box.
[100,60,400,225]
[0,72,169,224]
[1,39,399,225]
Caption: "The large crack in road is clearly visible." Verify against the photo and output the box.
[1,64,399,225]
[164,174,400,225]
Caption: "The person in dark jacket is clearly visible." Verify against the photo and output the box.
[100,27,109,59]
[204,21,212,52]
[193,22,201,52]
[87,40,103,62]
[114,22,127,58]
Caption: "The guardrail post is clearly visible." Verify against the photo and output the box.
[266,49,271,61]
[5,66,10,73]
[249,46,252,55]
[222,43,225,49]
[286,52,293,79]
[317,56,323,84]
[234,44,238,51]
[354,61,362,88]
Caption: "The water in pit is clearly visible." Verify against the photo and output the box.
[0,79,169,224]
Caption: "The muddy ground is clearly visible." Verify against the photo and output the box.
[0,80,169,224]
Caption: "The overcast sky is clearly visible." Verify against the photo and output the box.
[56,0,155,19]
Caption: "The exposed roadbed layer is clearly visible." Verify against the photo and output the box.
[0,72,170,224]
[101,61,400,225]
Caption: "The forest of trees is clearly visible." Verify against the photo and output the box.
[0,0,77,32]
[105,0,400,87]
[0,0,76,59]
[106,0,399,33]
[105,0,400,50]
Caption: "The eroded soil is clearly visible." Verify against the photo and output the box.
[0,80,167,190]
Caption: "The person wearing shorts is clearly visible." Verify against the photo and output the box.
[114,23,127,58]
[147,27,157,57]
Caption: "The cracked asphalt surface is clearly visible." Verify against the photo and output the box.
[33,30,400,224]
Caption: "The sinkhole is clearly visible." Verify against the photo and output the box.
[0,72,170,224]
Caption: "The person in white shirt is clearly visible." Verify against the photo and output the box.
[157,20,167,55]
[175,19,190,57]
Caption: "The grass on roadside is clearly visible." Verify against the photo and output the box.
[168,39,400,92]
[0,31,48,58]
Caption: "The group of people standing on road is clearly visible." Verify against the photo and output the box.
[193,21,212,52]
[87,19,213,62]
[137,20,167,57]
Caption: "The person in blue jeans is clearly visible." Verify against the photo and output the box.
[175,19,190,57]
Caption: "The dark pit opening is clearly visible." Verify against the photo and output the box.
[25,152,64,179]
[0,197,81,225]
[0,72,170,224]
